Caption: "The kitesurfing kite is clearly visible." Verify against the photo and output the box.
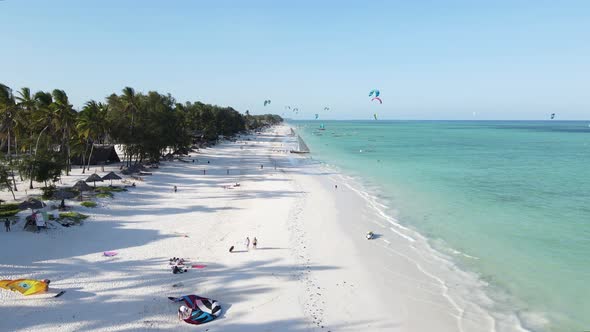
[550,113,555,119]
[315,114,319,119]
[324,107,330,111]
[0,279,49,296]
[371,97,383,104]
[285,106,291,110]
[169,294,221,325]
[263,100,271,106]
[369,89,380,97]
[373,113,378,120]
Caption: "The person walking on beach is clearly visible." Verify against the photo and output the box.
[4,218,10,232]
[252,237,258,249]
[260,164,264,170]
[245,237,250,250]
[174,185,177,193]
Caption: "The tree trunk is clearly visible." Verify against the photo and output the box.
[5,179,16,200]
[86,143,95,171]
[82,139,89,174]
[7,130,17,191]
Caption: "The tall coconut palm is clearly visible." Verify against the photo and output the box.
[15,87,36,158]
[51,89,76,175]
[26,91,53,189]
[0,84,18,191]
[77,100,108,173]
[120,87,140,166]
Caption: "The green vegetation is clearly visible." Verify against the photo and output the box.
[0,84,282,196]
[96,192,114,198]
[59,211,89,223]
[80,201,97,208]
[0,203,20,218]
[96,186,127,193]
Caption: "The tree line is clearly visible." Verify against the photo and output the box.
[0,84,282,197]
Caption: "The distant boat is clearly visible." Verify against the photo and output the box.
[290,135,310,154]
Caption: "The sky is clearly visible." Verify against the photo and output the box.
[1,0,589,120]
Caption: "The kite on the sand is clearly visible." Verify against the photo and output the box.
[0,279,49,296]
[169,294,221,325]
[103,251,118,257]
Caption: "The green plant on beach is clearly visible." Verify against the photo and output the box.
[80,201,97,208]
[59,211,89,223]
[96,192,114,198]
[0,203,19,218]
[96,186,127,193]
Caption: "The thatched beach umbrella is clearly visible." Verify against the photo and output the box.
[85,173,104,188]
[73,180,92,201]
[102,171,122,186]
[18,198,46,212]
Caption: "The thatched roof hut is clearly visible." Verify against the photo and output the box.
[71,145,121,165]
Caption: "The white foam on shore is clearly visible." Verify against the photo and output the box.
[289,143,535,332]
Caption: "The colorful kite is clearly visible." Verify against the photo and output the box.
[369,89,380,97]
[0,279,49,296]
[170,294,221,325]
[371,97,382,104]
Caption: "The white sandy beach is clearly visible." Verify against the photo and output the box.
[0,125,502,332]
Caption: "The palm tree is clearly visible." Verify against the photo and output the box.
[26,91,53,189]
[15,87,36,160]
[120,87,139,166]
[51,89,76,175]
[77,100,108,173]
[0,84,18,191]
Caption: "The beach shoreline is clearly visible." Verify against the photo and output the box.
[0,124,517,331]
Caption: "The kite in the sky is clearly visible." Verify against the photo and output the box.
[315,114,319,119]
[170,294,221,325]
[550,113,555,119]
[0,279,49,296]
[374,113,378,120]
[263,100,271,106]
[369,89,380,97]
[324,107,330,111]
[371,97,382,104]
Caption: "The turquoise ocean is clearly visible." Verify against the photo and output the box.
[291,120,589,332]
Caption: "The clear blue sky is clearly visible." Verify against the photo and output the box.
[1,0,589,120]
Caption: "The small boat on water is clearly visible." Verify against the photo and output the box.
[290,135,310,154]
